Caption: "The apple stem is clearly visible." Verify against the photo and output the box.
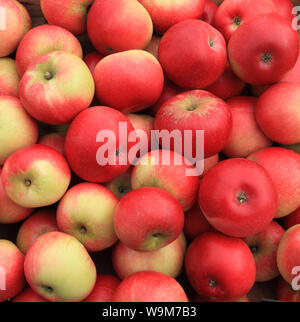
[44,71,53,80]
[233,16,242,26]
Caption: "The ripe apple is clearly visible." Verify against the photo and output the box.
[16,24,83,76]
[13,287,48,302]
[0,240,25,301]
[138,0,205,34]
[0,0,31,57]
[83,52,104,74]
[1,144,71,208]
[87,0,153,55]
[114,187,184,252]
[145,35,161,59]
[112,233,186,279]
[16,208,58,254]
[202,154,219,176]
[277,277,300,302]
[228,14,299,85]
[271,0,294,21]
[279,52,300,83]
[158,20,227,89]
[0,58,20,97]
[223,96,272,158]
[185,232,256,301]
[198,158,278,237]
[283,207,300,230]
[41,0,94,35]
[65,106,135,183]
[131,150,199,212]
[24,232,97,302]
[0,96,38,165]
[248,147,300,218]
[57,183,119,252]
[84,274,120,302]
[113,271,189,302]
[154,90,232,158]
[38,133,65,156]
[93,50,164,114]
[104,168,132,200]
[201,0,218,26]
[243,221,285,282]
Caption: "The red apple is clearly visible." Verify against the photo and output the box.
[16,208,58,254]
[13,287,48,302]
[283,207,300,230]
[93,50,164,114]
[198,158,278,237]
[202,154,219,176]
[277,277,300,302]
[114,187,184,251]
[185,232,256,301]
[38,133,65,156]
[83,52,104,74]
[280,52,300,83]
[145,35,161,59]
[201,0,218,26]
[0,58,20,97]
[158,19,227,89]
[113,271,189,302]
[104,168,132,200]
[271,0,294,21]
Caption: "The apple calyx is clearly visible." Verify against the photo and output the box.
[250,245,258,254]
[233,16,242,27]
[79,225,87,234]
[44,71,53,80]
[209,279,218,288]
[261,53,272,64]
[24,179,32,187]
[237,192,248,204]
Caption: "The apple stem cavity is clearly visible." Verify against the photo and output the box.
[250,246,258,254]
[261,53,272,64]
[233,16,242,26]
[41,285,53,294]
[44,71,53,80]
[237,192,248,204]
[24,179,32,187]
[152,232,162,238]
[79,226,87,234]
[209,279,218,288]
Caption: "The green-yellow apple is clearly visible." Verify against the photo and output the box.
[104,168,132,200]
[57,182,118,252]
[24,231,97,302]
[0,96,38,165]
[1,144,71,208]
[19,51,95,125]
[0,58,20,97]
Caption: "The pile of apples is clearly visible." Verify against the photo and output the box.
[1,0,300,303]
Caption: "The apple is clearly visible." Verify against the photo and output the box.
[57,182,119,252]
[202,154,219,176]
[16,208,58,254]
[131,150,199,212]
[114,187,184,252]
[65,106,135,183]
[277,277,300,302]
[251,84,271,97]
[158,20,227,89]
[283,207,300,230]
[41,0,94,35]
[19,51,95,125]
[185,232,256,301]
[0,96,38,165]
[248,147,300,218]
[83,51,104,74]
[255,83,300,145]
[13,287,48,302]
[279,52,300,83]
[104,168,132,200]
[0,240,25,301]
[0,0,31,57]
[243,221,285,282]
[228,14,299,85]
[87,0,153,56]
[198,158,278,237]
[0,58,20,97]
[112,233,186,280]
[93,50,164,114]
[1,144,71,208]
[154,90,232,159]
[201,0,218,26]
[138,0,205,34]
[271,0,294,21]
[223,96,272,158]
[83,274,120,302]
[145,35,161,59]
[113,271,189,302]
[16,24,83,76]
[214,0,276,41]
[38,133,65,156]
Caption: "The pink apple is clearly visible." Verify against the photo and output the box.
[0,58,20,97]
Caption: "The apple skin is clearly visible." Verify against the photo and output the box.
[0,96,39,165]
[223,96,272,158]
[138,0,205,34]
[145,35,161,59]
[131,150,199,212]
[13,287,48,302]
[114,187,185,252]
[113,271,189,302]
[57,183,119,252]
[256,83,300,145]
[65,106,135,183]
[201,0,218,26]
[185,232,256,301]
[243,221,285,282]
[0,58,20,97]
[83,274,120,302]
[0,168,33,224]
[16,24,83,76]
[154,90,232,159]
[198,158,278,238]
[271,0,294,22]
[277,277,300,302]
[202,154,219,176]
[83,52,104,74]
[158,20,227,89]
[38,133,65,156]
[112,233,187,280]
[1,144,71,208]
[93,50,164,114]
[228,14,299,85]
[24,232,97,302]
[20,51,95,125]
[104,168,132,200]
[280,52,300,84]
[248,147,300,218]
[87,0,153,56]
[41,0,94,36]
[214,0,276,41]
[283,207,300,230]
[0,0,31,57]
[16,209,58,254]
[0,240,26,302]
